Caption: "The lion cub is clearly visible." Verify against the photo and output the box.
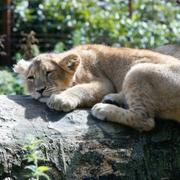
[14,44,180,131]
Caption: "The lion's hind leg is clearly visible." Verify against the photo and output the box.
[92,64,158,131]
[91,103,155,131]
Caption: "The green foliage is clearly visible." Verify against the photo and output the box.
[53,42,65,53]
[1,0,179,95]
[23,137,51,180]
[0,69,26,95]
[12,0,180,50]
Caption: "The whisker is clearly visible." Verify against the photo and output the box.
[44,87,59,95]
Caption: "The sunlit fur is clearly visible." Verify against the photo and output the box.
[14,52,79,99]
[14,44,180,131]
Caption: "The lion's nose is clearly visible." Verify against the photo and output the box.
[36,87,46,94]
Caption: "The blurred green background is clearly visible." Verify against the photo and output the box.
[0,0,180,95]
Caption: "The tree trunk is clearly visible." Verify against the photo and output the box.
[0,95,180,180]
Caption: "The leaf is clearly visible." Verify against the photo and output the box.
[24,165,36,172]
[37,172,51,180]
[37,166,49,172]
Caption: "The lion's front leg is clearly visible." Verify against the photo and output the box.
[47,93,80,112]
[47,80,114,112]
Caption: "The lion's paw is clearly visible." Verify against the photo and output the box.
[102,93,128,109]
[47,94,79,112]
[102,93,119,104]
[91,103,110,121]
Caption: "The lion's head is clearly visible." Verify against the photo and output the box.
[14,52,80,100]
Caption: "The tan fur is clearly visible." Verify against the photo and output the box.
[14,44,180,131]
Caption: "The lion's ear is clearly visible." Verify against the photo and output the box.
[59,54,80,73]
[13,59,31,76]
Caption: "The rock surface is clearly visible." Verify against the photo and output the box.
[0,95,180,180]
[154,44,180,59]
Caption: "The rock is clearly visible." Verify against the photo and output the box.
[154,44,180,59]
[0,95,180,180]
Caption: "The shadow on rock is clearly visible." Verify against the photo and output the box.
[7,95,67,122]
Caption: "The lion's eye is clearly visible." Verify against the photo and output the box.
[27,76,34,80]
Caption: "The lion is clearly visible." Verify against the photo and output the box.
[14,44,180,131]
